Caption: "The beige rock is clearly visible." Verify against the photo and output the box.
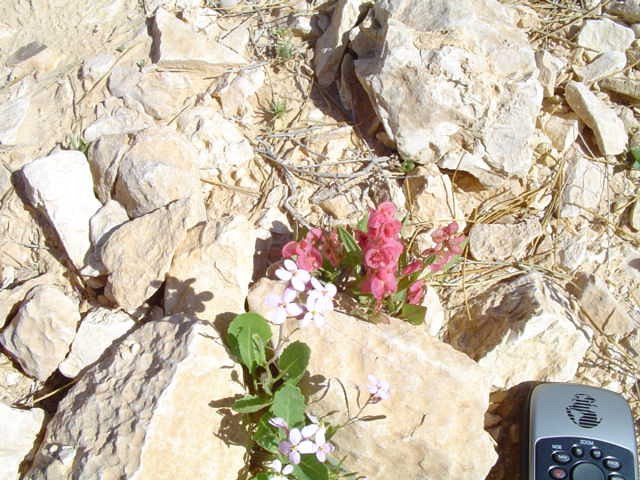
[89,200,129,248]
[355,0,542,183]
[87,134,131,203]
[606,0,640,23]
[83,103,153,143]
[570,273,635,337]
[215,68,265,119]
[0,272,62,328]
[80,53,116,85]
[423,285,445,337]
[6,42,61,78]
[541,113,580,153]
[114,128,203,218]
[150,8,247,74]
[20,151,103,270]
[469,218,542,262]
[248,278,498,480]
[0,285,80,381]
[59,307,135,378]
[165,216,256,322]
[314,0,371,86]
[565,81,627,156]
[0,352,36,404]
[447,273,592,390]
[600,76,640,100]
[0,97,29,145]
[27,315,248,480]
[101,198,196,312]
[577,18,635,53]
[573,51,626,83]
[535,50,566,97]
[631,199,640,231]
[0,402,45,479]
[559,150,606,218]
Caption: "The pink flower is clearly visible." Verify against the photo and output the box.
[402,261,423,276]
[423,222,465,273]
[407,280,425,305]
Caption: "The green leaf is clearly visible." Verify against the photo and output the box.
[400,303,427,325]
[292,455,329,480]
[631,147,640,170]
[232,394,272,414]
[356,214,368,232]
[270,383,306,428]
[227,313,272,373]
[253,413,282,453]
[251,474,271,480]
[337,226,361,254]
[278,341,310,385]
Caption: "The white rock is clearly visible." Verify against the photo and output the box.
[83,104,152,143]
[469,218,543,262]
[150,8,247,74]
[177,107,254,173]
[606,1,640,25]
[101,198,197,312]
[80,53,115,84]
[165,216,256,322]
[249,279,498,479]
[0,402,45,479]
[574,51,627,83]
[535,50,566,97]
[0,285,80,381]
[0,97,29,145]
[600,76,640,100]
[314,0,370,86]
[355,0,542,183]
[423,285,445,337]
[6,42,61,78]
[20,151,102,270]
[631,199,640,231]
[215,68,265,119]
[541,113,580,153]
[565,81,627,156]
[289,15,314,36]
[28,315,247,480]
[447,273,592,390]
[577,18,635,53]
[559,150,606,218]
[89,200,129,248]
[0,352,37,404]
[0,273,61,328]
[58,307,135,378]
[114,128,203,218]
[87,134,130,203]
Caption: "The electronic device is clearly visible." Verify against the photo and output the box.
[524,383,638,480]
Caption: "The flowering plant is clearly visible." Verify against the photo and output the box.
[280,201,465,325]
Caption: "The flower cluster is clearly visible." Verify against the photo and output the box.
[282,228,344,271]
[423,222,465,273]
[269,416,335,466]
[357,202,403,302]
[367,374,391,403]
[265,259,336,327]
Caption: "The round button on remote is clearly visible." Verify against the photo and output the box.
[553,452,572,464]
[550,467,568,479]
[591,449,602,460]
[572,446,585,457]
[571,463,604,480]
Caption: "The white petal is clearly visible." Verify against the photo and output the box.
[297,440,317,454]
[269,459,283,472]
[313,313,326,328]
[290,275,307,292]
[289,428,302,445]
[310,277,322,290]
[299,315,311,328]
[283,288,297,303]
[325,283,337,297]
[367,374,378,385]
[301,424,319,439]
[296,269,311,283]
[314,428,326,446]
[286,303,304,317]
[282,465,294,475]
[289,450,301,465]
[265,293,281,308]
[306,413,318,424]
[316,449,327,463]
[379,379,390,390]
[268,308,287,325]
[275,268,293,282]
[284,258,298,272]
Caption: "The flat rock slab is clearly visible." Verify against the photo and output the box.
[577,18,635,53]
[0,285,80,381]
[249,278,498,479]
[27,315,248,480]
[573,51,627,83]
[20,151,102,271]
[559,150,606,218]
[469,218,542,262]
[0,402,45,479]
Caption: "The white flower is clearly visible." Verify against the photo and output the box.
[276,259,311,292]
[299,296,326,328]
[313,427,334,463]
[265,288,303,325]
[367,374,391,402]
[307,277,336,312]
[279,428,317,465]
[267,459,293,479]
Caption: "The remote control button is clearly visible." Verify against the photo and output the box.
[590,449,602,460]
[571,463,604,480]
[553,452,572,464]
[572,446,584,457]
[550,467,568,479]
[607,476,624,480]
[603,459,621,470]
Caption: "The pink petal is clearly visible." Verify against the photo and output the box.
[279,441,293,455]
[297,440,317,454]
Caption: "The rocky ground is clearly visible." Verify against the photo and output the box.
[0,0,639,478]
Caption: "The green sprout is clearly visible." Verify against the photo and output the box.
[63,135,89,156]
[273,28,294,60]
[269,98,289,122]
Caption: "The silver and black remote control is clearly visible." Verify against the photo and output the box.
[524,383,638,480]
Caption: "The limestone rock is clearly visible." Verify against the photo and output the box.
[0,285,80,381]
[631,199,640,231]
[600,76,640,100]
[314,0,371,86]
[0,402,45,479]
[176,107,254,174]
[59,307,135,378]
[88,134,131,203]
[101,198,197,312]
[559,151,606,218]
[89,200,129,248]
[20,151,102,270]
[114,128,203,218]
[165,216,256,322]
[570,273,635,337]
[535,50,566,97]
[577,18,635,53]
[80,53,116,85]
[83,103,153,143]
[215,68,265,119]
[0,97,29,145]
[606,0,640,23]
[248,278,498,480]
[469,218,542,262]
[447,273,592,390]
[27,315,247,480]
[573,51,626,83]
[0,352,37,404]
[541,113,579,153]
[355,0,542,184]
[6,42,61,79]
[565,81,627,156]
[150,8,247,74]
[0,273,62,328]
